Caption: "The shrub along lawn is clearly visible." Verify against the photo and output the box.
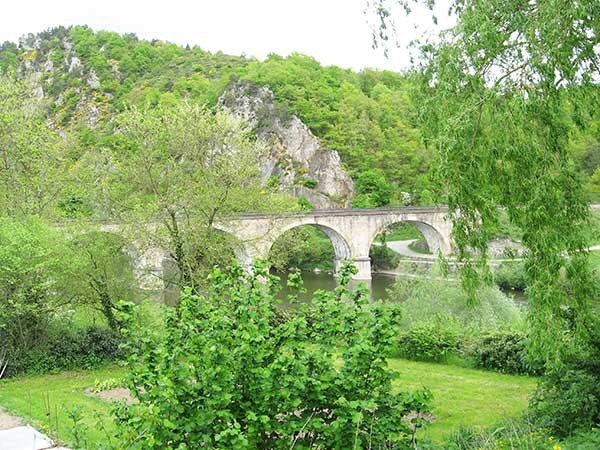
[0,360,536,447]
[388,358,537,442]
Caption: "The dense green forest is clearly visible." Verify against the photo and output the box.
[3,25,598,210]
[0,26,432,207]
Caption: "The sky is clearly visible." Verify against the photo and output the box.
[0,0,454,72]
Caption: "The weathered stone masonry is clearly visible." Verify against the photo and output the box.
[215,206,452,281]
[97,206,452,289]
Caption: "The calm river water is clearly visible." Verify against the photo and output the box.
[162,270,525,305]
[275,270,399,302]
[274,270,527,304]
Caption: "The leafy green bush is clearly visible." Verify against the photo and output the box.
[529,368,600,437]
[269,226,334,271]
[0,217,73,355]
[114,262,432,449]
[527,327,600,437]
[395,325,540,373]
[396,323,460,363]
[0,217,133,376]
[5,324,123,376]
[297,196,313,211]
[470,332,539,375]
[370,244,401,270]
[351,169,394,207]
[300,178,317,188]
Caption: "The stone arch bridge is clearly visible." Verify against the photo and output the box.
[94,206,452,289]
[215,206,452,281]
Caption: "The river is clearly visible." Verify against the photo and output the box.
[275,270,402,302]
[161,268,526,306]
[274,270,527,304]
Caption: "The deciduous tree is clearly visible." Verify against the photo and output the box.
[373,0,600,362]
[0,77,73,217]
[93,101,294,290]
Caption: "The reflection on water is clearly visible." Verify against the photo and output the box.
[160,269,527,307]
[158,270,397,307]
[275,270,397,303]
[275,270,527,306]
[501,288,527,305]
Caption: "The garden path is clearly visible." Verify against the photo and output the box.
[0,408,69,450]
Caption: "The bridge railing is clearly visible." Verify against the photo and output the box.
[219,205,450,220]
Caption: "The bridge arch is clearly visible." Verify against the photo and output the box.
[213,206,453,281]
[266,222,352,275]
[368,219,449,256]
[210,222,259,271]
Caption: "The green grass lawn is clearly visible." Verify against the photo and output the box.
[0,360,536,447]
[0,365,124,447]
[377,223,423,242]
[388,359,536,442]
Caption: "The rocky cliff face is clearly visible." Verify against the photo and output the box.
[218,81,354,208]
[17,30,112,129]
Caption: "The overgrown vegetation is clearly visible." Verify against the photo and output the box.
[269,226,336,271]
[0,217,133,376]
[370,244,401,270]
[1,3,599,446]
[386,267,540,376]
[94,101,296,291]
[493,261,528,292]
[0,26,437,204]
[374,0,600,441]
[470,332,538,376]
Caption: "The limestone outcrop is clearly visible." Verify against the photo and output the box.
[17,31,111,129]
[218,81,354,208]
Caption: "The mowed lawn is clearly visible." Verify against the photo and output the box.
[0,366,124,447]
[388,358,536,442]
[0,360,536,447]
